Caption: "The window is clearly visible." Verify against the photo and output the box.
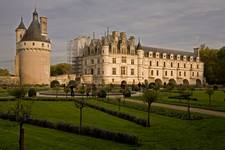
[165,71,167,76]
[24,42,26,46]
[171,62,173,67]
[184,71,186,77]
[97,58,100,64]
[121,67,126,75]
[32,42,35,46]
[112,58,116,64]
[178,63,180,68]
[197,64,199,69]
[157,61,159,66]
[171,71,173,76]
[197,72,199,77]
[156,70,159,76]
[191,64,193,69]
[20,34,22,38]
[150,61,152,66]
[179,71,181,76]
[97,68,100,75]
[91,59,94,64]
[42,43,44,47]
[102,59,104,63]
[164,62,166,67]
[112,68,116,75]
[151,70,154,76]
[84,60,87,65]
[122,57,126,63]
[184,63,186,68]
[192,72,194,76]
[91,69,94,75]
[112,79,114,83]
[131,69,134,75]
[131,59,134,65]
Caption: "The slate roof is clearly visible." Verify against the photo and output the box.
[142,46,194,57]
[16,17,26,30]
[21,10,50,43]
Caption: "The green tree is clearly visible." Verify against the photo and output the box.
[206,88,214,106]
[143,89,157,127]
[79,85,86,100]
[50,63,72,76]
[181,89,192,120]
[0,68,10,76]
[64,86,70,99]
[74,99,86,133]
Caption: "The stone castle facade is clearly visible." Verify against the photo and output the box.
[71,31,204,86]
[15,9,51,85]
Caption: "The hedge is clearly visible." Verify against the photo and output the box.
[74,99,148,127]
[0,113,139,145]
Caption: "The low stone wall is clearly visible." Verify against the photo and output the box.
[50,74,76,85]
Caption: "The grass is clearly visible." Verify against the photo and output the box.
[0,119,132,150]
[130,90,225,111]
[1,100,225,149]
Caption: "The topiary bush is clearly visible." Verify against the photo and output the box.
[28,88,36,97]
[123,88,131,97]
[97,89,107,98]
[50,80,60,88]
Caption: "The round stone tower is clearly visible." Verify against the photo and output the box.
[15,9,51,85]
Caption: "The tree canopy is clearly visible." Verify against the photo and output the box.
[199,44,225,84]
[0,68,10,76]
[50,63,72,76]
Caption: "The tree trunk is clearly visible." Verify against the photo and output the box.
[19,122,24,150]
[79,107,82,133]
[187,98,191,120]
[147,103,151,127]
[209,95,211,106]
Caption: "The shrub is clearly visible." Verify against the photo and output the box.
[123,88,131,97]
[50,80,60,88]
[132,84,139,91]
[8,88,26,98]
[97,89,107,98]
[213,85,218,90]
[28,88,36,97]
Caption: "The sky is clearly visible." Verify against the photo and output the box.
[0,0,225,73]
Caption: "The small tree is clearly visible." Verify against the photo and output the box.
[97,88,107,99]
[181,89,192,120]
[50,80,60,88]
[64,86,70,99]
[117,97,121,111]
[143,89,157,127]
[206,88,214,106]
[79,85,86,100]
[122,88,131,103]
[9,99,32,150]
[74,99,86,133]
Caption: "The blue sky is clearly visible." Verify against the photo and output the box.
[0,0,225,72]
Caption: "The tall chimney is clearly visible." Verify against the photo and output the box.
[40,16,48,37]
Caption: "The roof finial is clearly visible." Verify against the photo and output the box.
[107,27,109,36]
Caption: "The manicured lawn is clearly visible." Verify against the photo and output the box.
[1,100,225,149]
[130,90,225,111]
[0,119,131,150]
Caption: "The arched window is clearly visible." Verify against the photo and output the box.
[33,42,35,46]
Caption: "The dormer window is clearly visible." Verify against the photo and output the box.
[177,55,180,60]
[163,53,167,59]
[170,54,174,59]
[183,55,186,61]
[156,52,159,58]
[149,52,153,57]
[196,57,200,62]
[190,56,193,61]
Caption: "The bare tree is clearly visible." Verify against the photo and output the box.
[74,99,86,133]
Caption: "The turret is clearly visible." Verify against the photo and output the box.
[15,17,26,43]
[136,39,144,82]
[40,16,48,37]
[137,39,144,58]
[102,37,109,55]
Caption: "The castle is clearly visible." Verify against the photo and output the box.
[15,9,51,85]
[70,31,204,86]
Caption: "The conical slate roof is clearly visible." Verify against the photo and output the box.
[136,41,142,50]
[16,17,26,30]
[21,10,50,43]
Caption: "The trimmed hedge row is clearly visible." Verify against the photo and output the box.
[168,96,197,101]
[74,100,148,127]
[0,113,139,145]
[101,99,207,120]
